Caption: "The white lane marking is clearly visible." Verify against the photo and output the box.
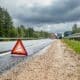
[0,52,10,56]
[34,45,51,56]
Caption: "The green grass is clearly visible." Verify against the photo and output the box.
[63,39,80,54]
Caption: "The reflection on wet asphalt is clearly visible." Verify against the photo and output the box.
[0,54,27,74]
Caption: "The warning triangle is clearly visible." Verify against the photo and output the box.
[11,39,28,56]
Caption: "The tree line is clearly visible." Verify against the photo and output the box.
[72,24,80,33]
[0,7,51,39]
[64,24,80,37]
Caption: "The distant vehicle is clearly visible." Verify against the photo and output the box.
[64,31,73,37]
[57,33,62,39]
[50,33,57,39]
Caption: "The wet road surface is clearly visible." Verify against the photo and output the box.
[0,39,53,74]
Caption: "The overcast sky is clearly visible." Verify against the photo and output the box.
[0,0,80,33]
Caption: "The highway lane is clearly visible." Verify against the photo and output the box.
[0,39,53,74]
[0,39,51,52]
[0,39,43,52]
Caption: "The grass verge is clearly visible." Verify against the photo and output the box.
[63,39,80,54]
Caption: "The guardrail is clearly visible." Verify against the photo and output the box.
[0,37,40,41]
[65,33,80,40]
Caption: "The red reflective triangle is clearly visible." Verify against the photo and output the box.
[11,39,28,56]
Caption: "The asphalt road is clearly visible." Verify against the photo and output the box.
[0,39,53,74]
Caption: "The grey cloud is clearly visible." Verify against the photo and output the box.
[12,0,80,24]
[1,0,80,24]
